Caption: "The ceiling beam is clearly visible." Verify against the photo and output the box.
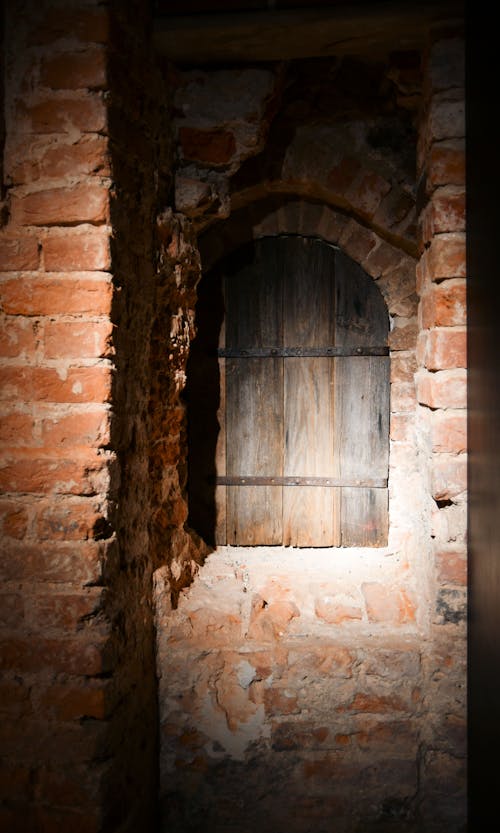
[153,2,464,64]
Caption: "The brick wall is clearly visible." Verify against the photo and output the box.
[154,42,467,833]
[0,6,466,833]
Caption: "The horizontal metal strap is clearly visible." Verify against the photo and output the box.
[216,475,388,488]
[218,346,389,358]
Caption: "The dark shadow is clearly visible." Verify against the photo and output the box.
[184,264,224,546]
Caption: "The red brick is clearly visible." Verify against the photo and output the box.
[24,589,103,631]
[327,156,361,194]
[347,170,392,219]
[373,186,415,231]
[0,540,103,584]
[314,597,363,624]
[430,410,467,453]
[39,135,110,179]
[363,241,404,279]
[0,762,32,801]
[0,450,108,495]
[41,409,110,448]
[0,593,24,627]
[391,353,418,384]
[424,328,466,370]
[346,692,409,713]
[0,636,110,675]
[11,184,109,227]
[427,233,466,279]
[179,127,236,165]
[0,235,39,271]
[1,274,112,316]
[43,320,113,359]
[388,319,418,351]
[36,498,103,541]
[415,368,466,409]
[263,688,299,716]
[38,684,108,721]
[36,766,103,814]
[29,8,109,45]
[432,454,467,500]
[247,596,300,641]
[42,229,111,271]
[428,97,465,142]
[0,413,36,446]
[0,365,112,404]
[0,317,38,359]
[436,548,467,585]
[421,188,465,241]
[24,95,106,134]
[420,279,466,328]
[0,500,29,539]
[390,414,415,442]
[362,582,416,624]
[428,38,465,92]
[41,48,106,90]
[339,221,377,264]
[427,140,465,191]
[0,679,31,718]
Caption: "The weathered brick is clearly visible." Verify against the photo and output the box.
[428,97,465,142]
[37,684,108,721]
[0,500,29,539]
[390,413,415,442]
[12,185,109,226]
[432,454,467,500]
[420,279,466,328]
[43,320,113,359]
[0,365,112,404]
[1,274,112,316]
[436,548,467,585]
[338,221,377,264]
[423,328,466,370]
[421,188,465,241]
[426,140,465,191]
[373,186,415,231]
[0,413,36,446]
[362,582,416,624]
[327,156,361,194]
[0,235,39,271]
[0,540,103,585]
[427,232,466,279]
[347,170,392,220]
[24,589,104,631]
[39,135,110,179]
[345,692,409,713]
[0,451,108,495]
[0,762,32,801]
[247,596,300,641]
[263,688,299,716]
[0,317,38,359]
[41,48,107,90]
[29,7,109,45]
[428,38,465,92]
[0,593,24,627]
[36,498,103,541]
[388,318,418,351]
[314,596,363,624]
[0,636,111,676]
[430,410,467,453]
[42,229,111,271]
[24,95,107,134]
[416,368,466,409]
[391,353,417,384]
[41,409,110,448]
[179,127,236,165]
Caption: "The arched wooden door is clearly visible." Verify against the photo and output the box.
[214,235,389,547]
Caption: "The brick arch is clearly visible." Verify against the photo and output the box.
[198,197,418,328]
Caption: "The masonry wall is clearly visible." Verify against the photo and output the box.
[154,35,466,833]
[0,2,201,830]
[0,5,466,833]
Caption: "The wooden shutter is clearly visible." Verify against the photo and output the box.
[210,235,389,547]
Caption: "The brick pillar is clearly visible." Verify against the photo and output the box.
[416,28,467,829]
[0,2,182,830]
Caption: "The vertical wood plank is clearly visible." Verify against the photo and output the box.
[225,240,283,544]
[334,250,389,546]
[282,237,338,546]
[215,306,227,545]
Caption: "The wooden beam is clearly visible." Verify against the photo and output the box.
[153,2,464,63]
